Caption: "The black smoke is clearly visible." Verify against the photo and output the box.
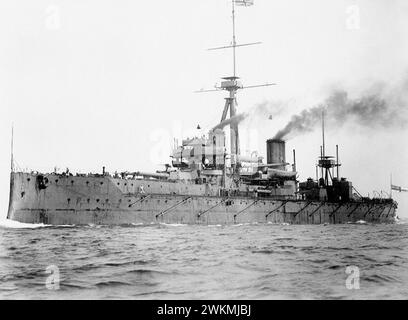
[273,82,408,140]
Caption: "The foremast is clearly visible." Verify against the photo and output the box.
[206,0,273,171]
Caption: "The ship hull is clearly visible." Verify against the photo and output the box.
[7,173,397,225]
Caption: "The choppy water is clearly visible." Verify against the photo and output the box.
[0,218,407,300]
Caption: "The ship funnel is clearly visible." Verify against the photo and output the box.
[266,139,286,170]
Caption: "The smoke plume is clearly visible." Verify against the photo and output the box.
[212,113,248,131]
[273,81,408,140]
[211,100,288,132]
[247,100,286,119]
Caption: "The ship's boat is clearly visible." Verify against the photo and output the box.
[6,1,398,225]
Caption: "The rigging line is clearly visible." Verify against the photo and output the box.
[207,42,262,51]
[352,186,363,198]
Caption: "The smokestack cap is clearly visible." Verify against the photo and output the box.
[267,138,285,143]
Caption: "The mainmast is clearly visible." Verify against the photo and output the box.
[317,109,341,187]
[322,110,326,158]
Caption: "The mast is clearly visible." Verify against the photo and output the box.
[390,173,393,199]
[228,0,240,163]
[317,109,340,187]
[222,1,258,165]
[198,1,275,172]
[320,145,323,181]
[336,144,339,179]
[232,0,237,77]
[322,110,325,158]
[11,124,14,173]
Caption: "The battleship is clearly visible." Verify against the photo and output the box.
[7,1,397,225]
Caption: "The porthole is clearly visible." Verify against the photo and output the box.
[86,181,89,185]
[100,182,103,185]
[67,198,71,203]
[71,180,74,185]
[87,199,90,203]
[96,199,100,203]
[117,183,120,186]
[55,179,59,183]
[27,178,31,182]
[21,192,25,198]
[124,183,127,186]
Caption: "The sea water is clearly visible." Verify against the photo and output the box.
[0,218,407,299]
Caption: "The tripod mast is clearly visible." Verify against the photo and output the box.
[198,1,275,168]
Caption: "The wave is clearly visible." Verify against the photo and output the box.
[159,223,188,227]
[346,220,367,225]
[364,273,399,284]
[267,222,291,226]
[102,260,151,267]
[232,223,248,227]
[95,280,132,288]
[396,217,408,224]
[127,269,171,275]
[0,218,79,230]
[0,218,50,229]
[252,249,276,254]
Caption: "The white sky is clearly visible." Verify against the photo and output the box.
[0,0,407,218]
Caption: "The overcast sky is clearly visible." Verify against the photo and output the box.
[0,0,407,219]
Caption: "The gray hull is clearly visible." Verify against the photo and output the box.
[7,172,397,225]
